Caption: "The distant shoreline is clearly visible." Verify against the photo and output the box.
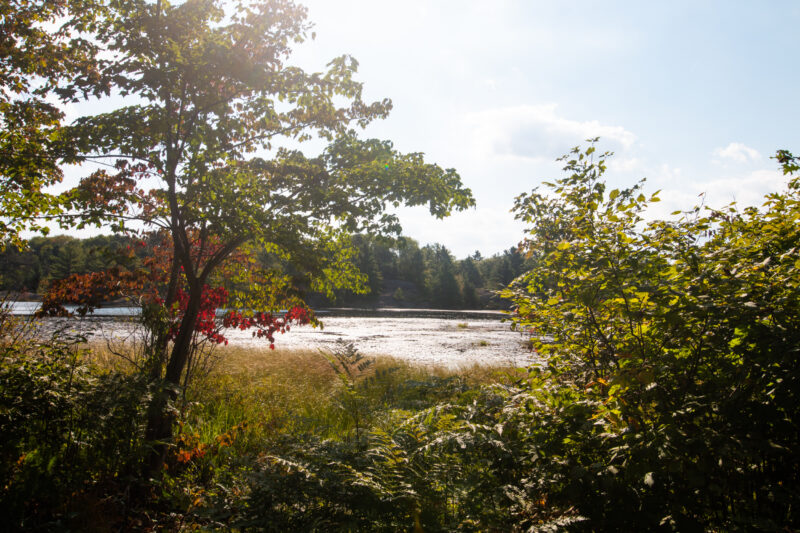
[5,301,508,321]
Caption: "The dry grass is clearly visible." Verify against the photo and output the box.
[86,335,511,374]
[83,341,130,369]
[211,345,334,380]
[211,346,523,396]
[213,344,511,380]
[84,339,523,388]
[78,339,527,449]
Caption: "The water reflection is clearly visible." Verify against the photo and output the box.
[7,304,539,368]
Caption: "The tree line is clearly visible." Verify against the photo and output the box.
[0,234,531,309]
[316,236,531,309]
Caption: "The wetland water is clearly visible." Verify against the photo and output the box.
[9,304,541,368]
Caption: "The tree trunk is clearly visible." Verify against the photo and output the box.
[143,286,203,477]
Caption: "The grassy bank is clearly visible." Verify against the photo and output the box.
[149,344,517,450]
[50,342,529,530]
[4,332,532,530]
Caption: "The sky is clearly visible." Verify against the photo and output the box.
[52,1,800,258]
[284,0,800,257]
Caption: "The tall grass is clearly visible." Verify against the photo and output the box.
[85,341,520,452]
[182,346,514,444]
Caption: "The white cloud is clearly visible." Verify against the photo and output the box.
[608,157,643,173]
[698,169,785,207]
[464,104,636,161]
[647,167,786,221]
[713,142,761,163]
[396,205,526,259]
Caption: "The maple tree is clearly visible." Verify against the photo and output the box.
[38,236,310,350]
[42,0,474,472]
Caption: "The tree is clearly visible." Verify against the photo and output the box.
[458,255,483,287]
[396,237,425,287]
[0,244,39,291]
[0,0,105,249]
[46,237,86,280]
[352,234,383,301]
[423,244,462,308]
[56,0,473,473]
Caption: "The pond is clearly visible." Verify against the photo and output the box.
[6,303,540,368]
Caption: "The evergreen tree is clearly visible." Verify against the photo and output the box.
[458,256,483,287]
[461,280,479,308]
[396,237,425,287]
[491,256,514,287]
[0,245,39,291]
[47,239,86,281]
[423,244,462,308]
[354,236,382,300]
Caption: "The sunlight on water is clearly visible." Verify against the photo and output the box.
[222,316,540,368]
[22,313,541,368]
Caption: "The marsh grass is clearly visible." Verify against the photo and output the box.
[85,342,522,454]
[185,346,516,444]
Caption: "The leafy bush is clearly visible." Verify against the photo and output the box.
[502,143,800,530]
[0,318,151,530]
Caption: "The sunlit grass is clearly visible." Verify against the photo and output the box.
[184,345,518,443]
[84,341,526,455]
